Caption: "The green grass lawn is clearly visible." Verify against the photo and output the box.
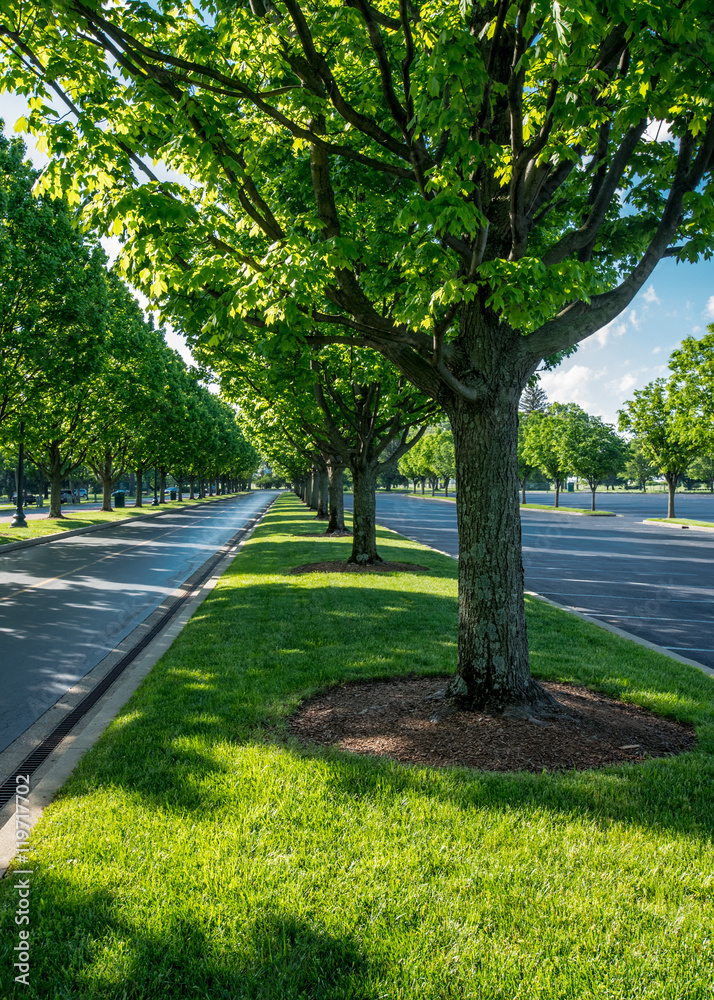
[1,495,713,998]
[520,502,617,515]
[0,494,248,547]
[645,517,714,529]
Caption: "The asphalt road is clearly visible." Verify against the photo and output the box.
[0,491,278,753]
[347,490,714,671]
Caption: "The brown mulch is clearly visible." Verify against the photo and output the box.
[291,531,353,538]
[288,676,696,772]
[290,560,430,575]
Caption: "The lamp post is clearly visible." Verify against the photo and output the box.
[10,421,28,528]
[152,466,159,506]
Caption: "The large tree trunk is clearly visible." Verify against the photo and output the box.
[326,460,346,533]
[666,473,677,518]
[307,469,317,510]
[48,443,64,518]
[316,465,329,519]
[349,463,380,564]
[135,467,143,507]
[446,391,556,716]
[100,451,113,512]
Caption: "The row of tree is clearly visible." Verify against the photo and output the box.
[5,0,713,717]
[0,133,260,516]
[517,331,714,518]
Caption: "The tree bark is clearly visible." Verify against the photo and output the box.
[666,472,677,518]
[135,467,143,507]
[316,464,329,519]
[326,460,346,533]
[189,476,195,499]
[349,463,380,563]
[446,390,556,716]
[48,443,64,518]
[554,480,561,507]
[99,450,113,512]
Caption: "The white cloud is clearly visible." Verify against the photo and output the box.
[692,325,702,335]
[705,296,714,319]
[610,373,638,395]
[539,364,608,414]
[591,318,627,348]
[652,346,662,355]
[628,308,640,329]
[642,284,660,305]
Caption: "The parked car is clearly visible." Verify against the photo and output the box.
[74,488,88,499]
[60,490,73,503]
[11,493,36,505]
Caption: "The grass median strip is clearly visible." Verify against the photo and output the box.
[0,494,249,547]
[645,517,714,529]
[1,494,713,999]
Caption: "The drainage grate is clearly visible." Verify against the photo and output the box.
[0,496,277,810]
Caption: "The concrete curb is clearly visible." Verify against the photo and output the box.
[380,519,714,682]
[526,590,714,680]
[642,519,714,533]
[0,494,247,556]
[0,494,279,877]
[404,495,619,516]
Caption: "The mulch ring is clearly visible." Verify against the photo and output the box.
[291,531,353,538]
[290,560,429,575]
[287,676,696,772]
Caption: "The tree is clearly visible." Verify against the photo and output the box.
[561,410,626,511]
[625,441,655,492]
[688,454,714,493]
[6,2,714,714]
[432,429,456,496]
[668,328,714,451]
[618,380,697,518]
[519,380,549,418]
[521,406,574,507]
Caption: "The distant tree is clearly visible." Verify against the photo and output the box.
[433,430,456,497]
[619,380,697,518]
[519,381,549,418]
[688,455,714,493]
[522,406,574,508]
[625,442,655,492]
[562,411,627,511]
[0,132,108,430]
[669,328,714,451]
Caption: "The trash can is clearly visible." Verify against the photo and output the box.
[170,490,177,501]
[567,482,574,492]
[114,491,126,508]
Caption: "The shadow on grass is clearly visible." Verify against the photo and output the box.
[50,571,714,842]
[0,879,372,1000]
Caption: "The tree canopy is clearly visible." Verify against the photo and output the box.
[4,0,714,712]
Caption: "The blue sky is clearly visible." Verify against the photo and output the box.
[3,92,712,423]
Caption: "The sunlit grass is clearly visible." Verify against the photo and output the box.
[1,494,712,999]
[645,517,714,529]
